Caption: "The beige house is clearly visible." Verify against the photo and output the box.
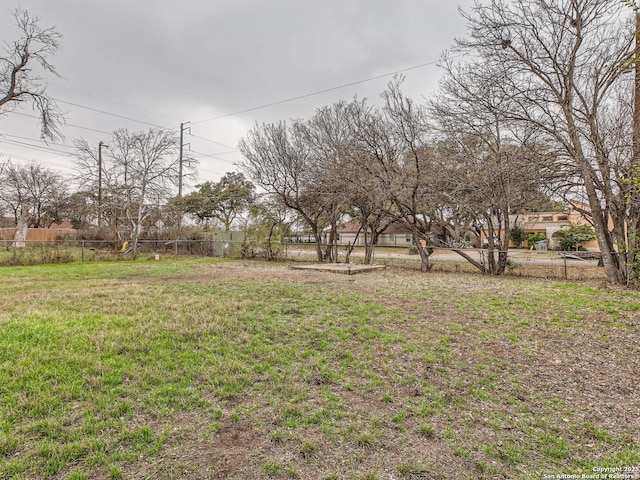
[513,207,598,250]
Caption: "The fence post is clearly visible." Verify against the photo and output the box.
[175,240,178,256]
[12,243,16,265]
[81,240,85,262]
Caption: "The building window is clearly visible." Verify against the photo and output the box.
[406,235,412,242]
[542,216,553,221]
[557,215,568,221]
[528,216,538,222]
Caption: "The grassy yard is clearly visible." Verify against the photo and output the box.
[0,258,638,479]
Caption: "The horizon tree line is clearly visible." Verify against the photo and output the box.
[240,0,639,285]
[1,1,639,284]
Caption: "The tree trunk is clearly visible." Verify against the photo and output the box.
[582,167,625,284]
[414,233,433,272]
[265,223,277,260]
[311,225,324,262]
[13,207,29,248]
[321,222,338,262]
[452,248,486,274]
[565,106,624,284]
[496,250,508,276]
[345,225,364,264]
[628,9,640,285]
[364,231,378,265]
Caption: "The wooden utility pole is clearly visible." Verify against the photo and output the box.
[178,122,190,197]
[98,141,108,228]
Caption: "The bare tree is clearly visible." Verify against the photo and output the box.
[114,129,180,256]
[0,160,26,224]
[430,57,557,275]
[0,161,6,224]
[350,78,440,272]
[340,155,390,265]
[0,160,68,228]
[295,101,358,262]
[240,100,393,264]
[74,128,182,256]
[455,0,634,284]
[240,121,334,262]
[73,137,124,233]
[0,8,63,141]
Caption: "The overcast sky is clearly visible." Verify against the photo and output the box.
[0,0,476,189]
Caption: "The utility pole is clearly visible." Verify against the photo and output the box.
[178,122,191,197]
[98,141,108,228]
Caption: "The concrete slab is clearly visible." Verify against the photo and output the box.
[290,263,386,275]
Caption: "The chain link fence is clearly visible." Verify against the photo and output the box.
[0,239,607,281]
[0,239,246,266]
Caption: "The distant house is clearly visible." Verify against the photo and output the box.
[512,206,599,250]
[288,221,416,247]
[335,221,415,247]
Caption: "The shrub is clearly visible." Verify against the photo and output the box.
[527,232,546,249]
[510,225,526,248]
[555,224,595,251]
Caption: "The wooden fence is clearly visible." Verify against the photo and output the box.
[0,228,77,243]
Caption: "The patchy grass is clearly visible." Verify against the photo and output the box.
[0,259,638,479]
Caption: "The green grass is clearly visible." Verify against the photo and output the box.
[0,258,638,479]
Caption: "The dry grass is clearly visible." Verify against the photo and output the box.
[0,259,638,479]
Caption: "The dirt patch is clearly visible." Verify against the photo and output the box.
[206,423,263,478]
[131,260,639,478]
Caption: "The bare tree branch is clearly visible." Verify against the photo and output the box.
[0,8,64,141]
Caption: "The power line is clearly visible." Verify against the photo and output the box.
[198,166,229,177]
[0,150,76,172]
[1,135,233,179]
[1,126,238,168]
[200,149,237,156]
[1,138,77,158]
[14,107,238,158]
[191,55,460,125]
[54,98,175,130]
[50,83,183,123]
[189,149,237,165]
[7,53,457,170]
[1,133,76,151]
[13,111,112,135]
[18,100,238,151]
[189,132,238,151]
